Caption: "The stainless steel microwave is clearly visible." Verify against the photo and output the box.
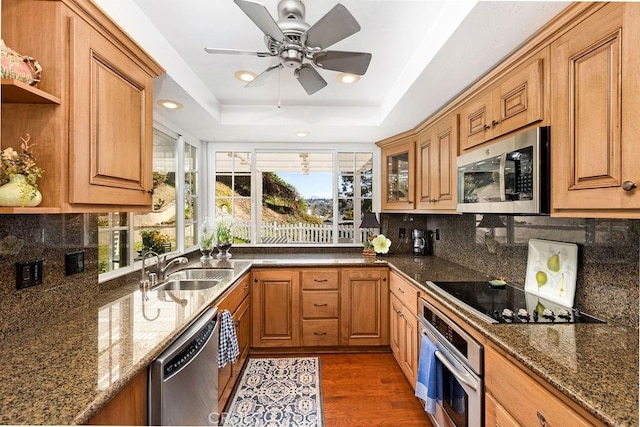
[457,126,550,214]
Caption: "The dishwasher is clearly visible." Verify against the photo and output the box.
[149,307,219,426]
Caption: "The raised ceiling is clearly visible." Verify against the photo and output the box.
[95,1,569,144]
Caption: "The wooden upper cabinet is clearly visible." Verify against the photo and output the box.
[68,16,154,206]
[0,0,163,213]
[380,135,416,211]
[460,47,548,152]
[550,3,640,217]
[416,114,459,211]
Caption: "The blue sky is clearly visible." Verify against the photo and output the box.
[277,172,332,199]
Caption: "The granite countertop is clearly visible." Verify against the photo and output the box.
[0,253,636,425]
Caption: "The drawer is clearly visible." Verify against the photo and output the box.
[302,291,339,318]
[301,269,339,290]
[390,271,418,312]
[485,345,596,426]
[217,273,251,315]
[302,319,339,346]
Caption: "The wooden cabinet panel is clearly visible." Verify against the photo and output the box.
[485,392,520,427]
[415,114,459,211]
[381,136,416,210]
[400,305,418,389]
[88,369,147,425]
[69,16,153,206]
[485,345,600,426]
[390,273,419,388]
[390,294,403,357]
[551,3,640,216]
[340,268,389,346]
[218,274,251,315]
[460,48,547,153]
[301,319,339,346]
[302,291,339,318]
[301,269,339,290]
[251,270,300,347]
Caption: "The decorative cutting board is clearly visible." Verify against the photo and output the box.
[524,238,578,307]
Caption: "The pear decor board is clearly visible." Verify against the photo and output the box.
[524,238,578,307]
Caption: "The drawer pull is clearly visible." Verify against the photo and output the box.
[235,319,241,326]
[536,412,547,427]
[313,279,328,282]
[398,287,404,294]
[313,303,328,307]
[313,332,327,336]
[243,286,250,290]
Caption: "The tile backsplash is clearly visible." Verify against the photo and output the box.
[0,214,98,339]
[382,213,639,326]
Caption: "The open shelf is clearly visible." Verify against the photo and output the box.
[1,79,61,104]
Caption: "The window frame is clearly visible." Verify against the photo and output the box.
[208,142,380,247]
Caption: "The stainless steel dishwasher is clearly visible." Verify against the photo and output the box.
[149,307,219,426]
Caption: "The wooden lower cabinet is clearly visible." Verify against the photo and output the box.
[390,293,418,389]
[485,345,603,426]
[340,268,389,346]
[88,369,147,425]
[217,274,251,412]
[251,269,301,347]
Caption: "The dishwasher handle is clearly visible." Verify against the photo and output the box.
[158,307,219,380]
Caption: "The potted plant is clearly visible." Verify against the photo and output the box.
[199,217,215,261]
[215,205,234,259]
[0,134,44,207]
[140,228,172,254]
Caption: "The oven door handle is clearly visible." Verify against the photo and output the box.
[434,350,478,391]
[499,152,506,202]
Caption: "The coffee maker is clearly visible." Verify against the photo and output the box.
[412,229,433,256]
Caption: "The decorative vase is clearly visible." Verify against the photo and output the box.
[199,217,215,262]
[0,174,42,207]
[216,242,232,260]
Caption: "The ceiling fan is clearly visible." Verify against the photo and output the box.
[205,0,372,95]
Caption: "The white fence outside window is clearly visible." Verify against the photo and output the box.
[232,220,362,244]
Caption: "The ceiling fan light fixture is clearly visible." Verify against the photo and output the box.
[234,70,257,82]
[157,99,183,110]
[296,131,309,137]
[337,73,359,84]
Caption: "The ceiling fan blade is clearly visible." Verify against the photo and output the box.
[305,4,361,50]
[294,64,327,95]
[234,0,285,42]
[204,47,273,57]
[246,64,283,87]
[313,51,372,75]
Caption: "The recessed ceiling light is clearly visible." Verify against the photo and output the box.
[235,70,257,82]
[296,131,309,137]
[337,73,360,84]
[157,99,183,110]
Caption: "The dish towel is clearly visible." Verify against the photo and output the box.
[415,335,443,414]
[217,309,239,368]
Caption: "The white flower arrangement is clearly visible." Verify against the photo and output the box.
[364,233,392,255]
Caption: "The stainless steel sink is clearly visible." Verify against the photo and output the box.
[167,269,234,281]
[154,279,221,291]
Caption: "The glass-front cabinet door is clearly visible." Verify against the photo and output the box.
[380,136,416,210]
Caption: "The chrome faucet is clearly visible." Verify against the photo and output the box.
[158,255,189,280]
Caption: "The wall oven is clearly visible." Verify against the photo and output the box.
[457,126,550,214]
[417,297,483,427]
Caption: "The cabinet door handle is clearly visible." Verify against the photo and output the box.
[491,119,500,127]
[313,303,328,307]
[382,277,387,282]
[398,287,405,294]
[622,181,637,191]
[483,124,491,131]
[313,332,327,336]
[254,278,258,283]
[243,285,250,290]
[313,279,328,282]
[235,319,241,326]
[147,189,155,195]
[536,412,547,427]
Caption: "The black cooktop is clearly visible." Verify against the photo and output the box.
[427,281,605,324]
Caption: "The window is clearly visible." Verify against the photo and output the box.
[98,128,199,279]
[211,148,376,245]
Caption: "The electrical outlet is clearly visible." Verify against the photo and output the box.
[16,259,43,290]
[398,228,406,238]
[65,250,85,276]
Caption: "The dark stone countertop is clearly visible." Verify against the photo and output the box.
[0,253,636,425]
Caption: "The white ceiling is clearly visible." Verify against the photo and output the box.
[95,0,569,144]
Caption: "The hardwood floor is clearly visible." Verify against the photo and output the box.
[320,353,433,426]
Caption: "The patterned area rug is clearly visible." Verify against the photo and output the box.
[223,357,323,427]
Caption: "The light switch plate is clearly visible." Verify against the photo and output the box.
[16,259,43,290]
[65,250,85,276]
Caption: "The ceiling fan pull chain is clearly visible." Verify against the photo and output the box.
[277,66,282,109]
